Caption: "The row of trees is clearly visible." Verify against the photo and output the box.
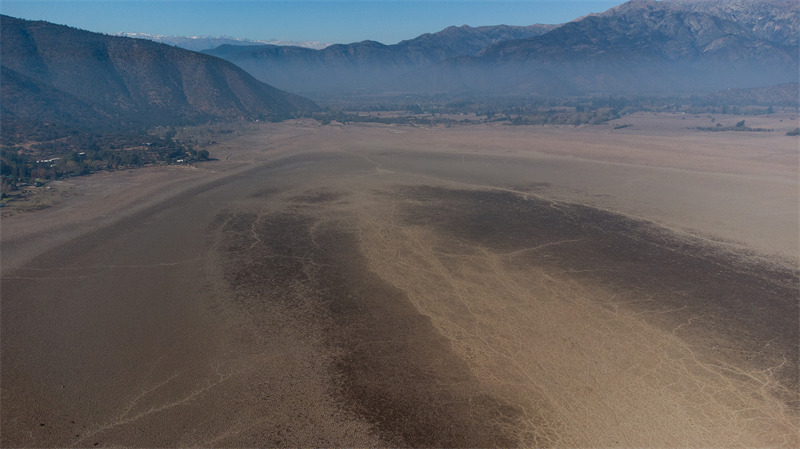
[315,92,796,127]
[695,119,774,133]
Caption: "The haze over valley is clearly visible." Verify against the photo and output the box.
[1,1,798,447]
[203,0,798,99]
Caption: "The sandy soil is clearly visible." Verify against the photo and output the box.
[2,115,798,447]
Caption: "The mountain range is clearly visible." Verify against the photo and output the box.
[665,0,799,45]
[205,0,799,98]
[462,0,799,94]
[203,24,558,97]
[2,0,798,144]
[114,32,331,52]
[1,15,318,144]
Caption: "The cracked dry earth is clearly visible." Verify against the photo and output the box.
[2,124,798,447]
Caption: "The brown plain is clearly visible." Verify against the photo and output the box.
[2,113,798,447]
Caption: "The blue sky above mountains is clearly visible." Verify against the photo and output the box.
[1,0,621,45]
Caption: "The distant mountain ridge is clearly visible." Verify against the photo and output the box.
[1,15,317,143]
[114,32,331,51]
[205,0,798,98]
[203,24,558,97]
[662,0,799,45]
[482,0,796,60]
[463,0,798,94]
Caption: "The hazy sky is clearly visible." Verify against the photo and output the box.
[1,1,622,45]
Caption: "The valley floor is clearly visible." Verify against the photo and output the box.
[2,115,798,447]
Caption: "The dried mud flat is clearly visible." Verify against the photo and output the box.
[2,117,798,447]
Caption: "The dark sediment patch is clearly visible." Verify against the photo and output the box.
[312,226,527,447]
[394,185,799,409]
[289,189,349,204]
[248,187,279,199]
[512,182,553,192]
[213,203,528,446]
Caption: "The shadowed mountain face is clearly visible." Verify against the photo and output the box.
[0,15,318,142]
[206,0,798,98]
[203,24,557,97]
